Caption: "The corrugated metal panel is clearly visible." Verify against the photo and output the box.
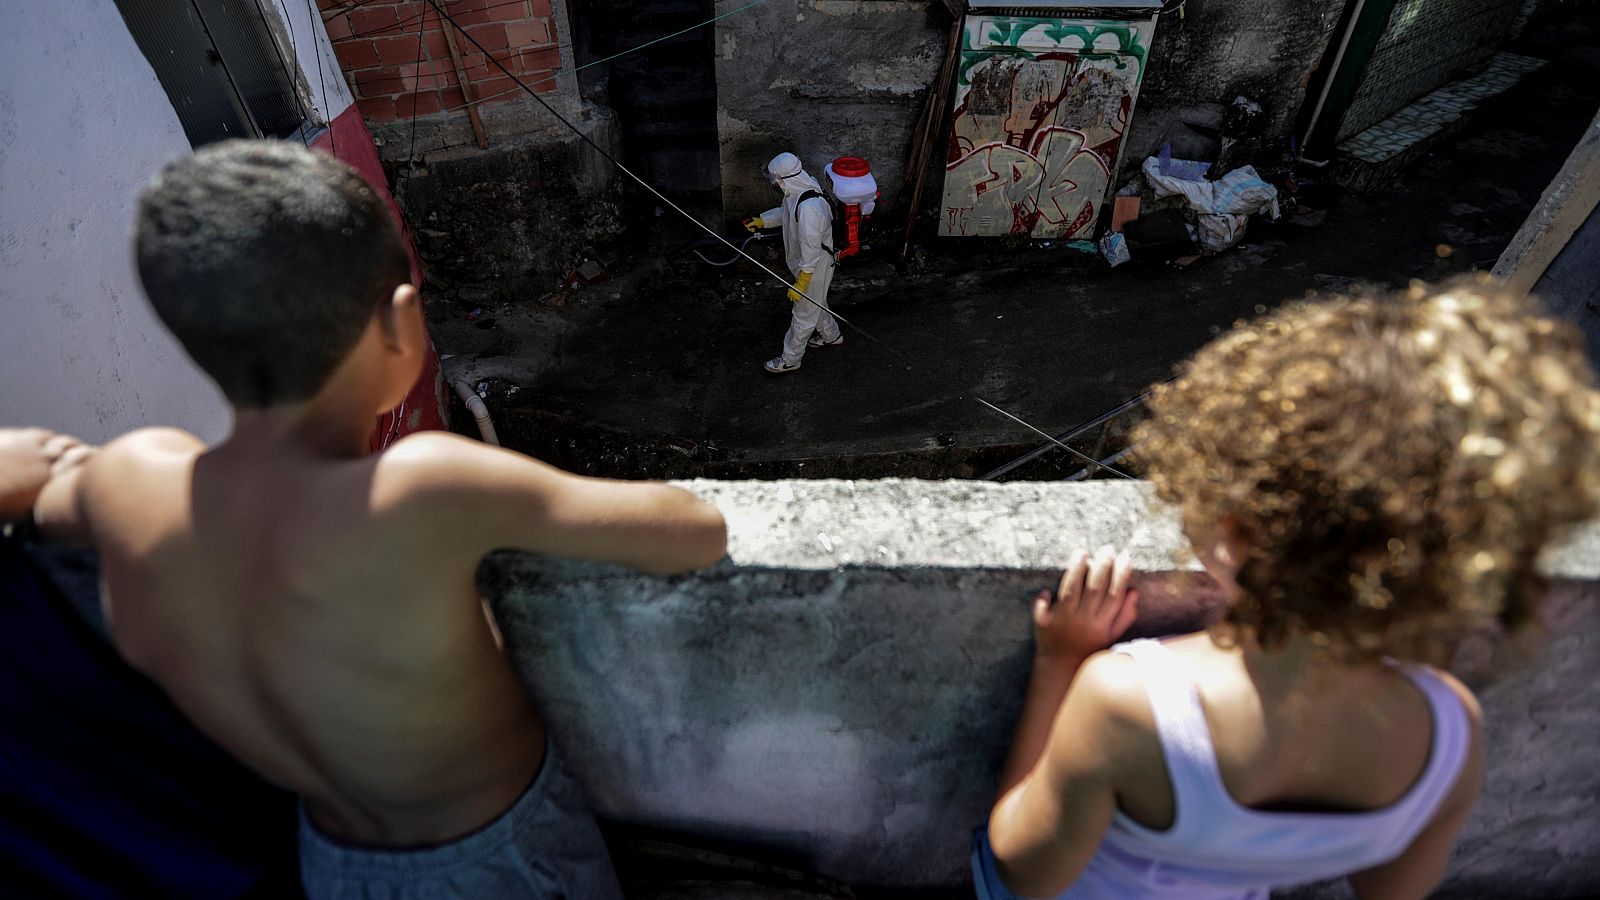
[194,0,304,139]
[115,0,252,146]
[113,0,304,147]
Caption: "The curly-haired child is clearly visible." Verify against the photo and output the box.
[976,278,1600,899]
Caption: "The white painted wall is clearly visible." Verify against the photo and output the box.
[0,0,230,444]
[268,0,354,122]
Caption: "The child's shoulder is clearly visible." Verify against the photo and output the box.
[85,427,205,488]
[101,427,206,459]
[370,430,512,492]
[1063,649,1158,737]
[366,430,566,519]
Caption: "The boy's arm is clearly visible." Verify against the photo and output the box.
[393,432,726,575]
[1346,679,1485,900]
[988,547,1140,897]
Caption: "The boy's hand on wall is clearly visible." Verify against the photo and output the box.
[1033,545,1139,662]
[0,428,91,522]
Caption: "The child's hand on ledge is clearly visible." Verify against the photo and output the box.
[1033,545,1139,663]
[0,428,92,523]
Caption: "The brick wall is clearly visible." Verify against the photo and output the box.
[318,0,561,124]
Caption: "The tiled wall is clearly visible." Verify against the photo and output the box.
[1338,0,1522,140]
[317,0,560,124]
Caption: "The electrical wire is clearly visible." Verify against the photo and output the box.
[430,0,770,115]
[401,1,429,201]
[344,0,531,41]
[319,0,390,21]
[305,0,339,153]
[422,0,1131,478]
[259,0,314,146]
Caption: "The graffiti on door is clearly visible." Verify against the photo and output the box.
[940,16,1155,239]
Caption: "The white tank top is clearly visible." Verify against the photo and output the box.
[976,638,1471,900]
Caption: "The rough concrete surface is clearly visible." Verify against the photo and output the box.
[1126,0,1350,176]
[396,102,625,294]
[715,0,944,224]
[480,479,1600,894]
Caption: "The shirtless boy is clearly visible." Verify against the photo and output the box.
[33,140,727,898]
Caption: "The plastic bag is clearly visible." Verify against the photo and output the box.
[1141,157,1280,252]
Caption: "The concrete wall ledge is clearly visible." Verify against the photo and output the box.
[481,479,1600,895]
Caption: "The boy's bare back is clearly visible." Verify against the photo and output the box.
[47,425,723,847]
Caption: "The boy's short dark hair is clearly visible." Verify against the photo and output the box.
[135,140,412,407]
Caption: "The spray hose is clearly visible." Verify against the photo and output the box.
[690,231,766,267]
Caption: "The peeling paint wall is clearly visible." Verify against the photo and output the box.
[0,0,229,444]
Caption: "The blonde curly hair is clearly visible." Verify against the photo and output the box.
[1133,276,1600,663]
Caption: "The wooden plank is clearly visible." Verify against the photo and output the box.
[1494,112,1600,295]
[441,12,489,150]
[898,15,964,263]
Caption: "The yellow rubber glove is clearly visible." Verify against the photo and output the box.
[787,270,812,304]
[742,216,766,233]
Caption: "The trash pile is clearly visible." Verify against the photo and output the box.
[1101,143,1281,269]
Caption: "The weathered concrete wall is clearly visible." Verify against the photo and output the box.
[394,104,624,292]
[317,0,606,288]
[715,0,946,224]
[1126,0,1351,176]
[0,0,230,444]
[482,478,1600,893]
[714,1,1351,226]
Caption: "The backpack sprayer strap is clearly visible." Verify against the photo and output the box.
[794,190,838,258]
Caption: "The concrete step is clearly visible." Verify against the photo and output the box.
[1335,51,1547,192]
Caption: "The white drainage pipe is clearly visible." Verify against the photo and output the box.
[452,380,500,446]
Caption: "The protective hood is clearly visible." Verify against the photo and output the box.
[768,152,822,198]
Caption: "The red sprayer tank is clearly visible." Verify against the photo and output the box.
[824,156,877,261]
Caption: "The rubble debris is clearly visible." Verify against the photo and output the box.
[1142,155,1280,253]
[1123,208,1195,260]
[562,258,610,289]
[536,291,568,308]
[1287,208,1330,229]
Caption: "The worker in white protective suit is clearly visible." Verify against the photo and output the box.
[743,152,842,374]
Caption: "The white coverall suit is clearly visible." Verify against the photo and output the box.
[761,156,841,368]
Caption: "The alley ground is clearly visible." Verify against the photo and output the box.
[427,10,1600,481]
